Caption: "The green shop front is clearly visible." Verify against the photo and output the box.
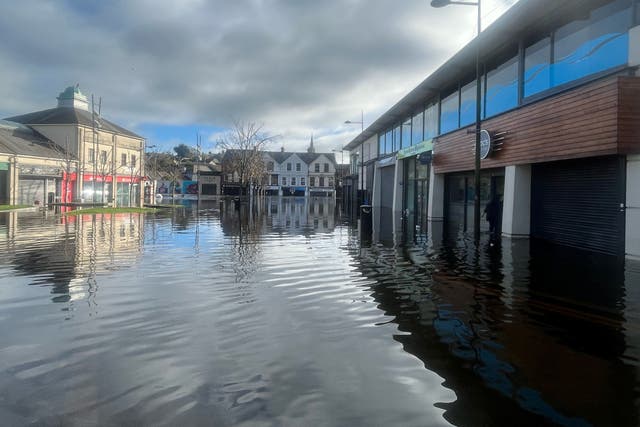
[0,162,8,204]
[398,140,432,238]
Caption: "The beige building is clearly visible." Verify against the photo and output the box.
[0,120,76,205]
[5,85,146,206]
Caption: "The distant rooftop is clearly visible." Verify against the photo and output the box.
[0,120,72,159]
[56,84,89,111]
[3,85,143,139]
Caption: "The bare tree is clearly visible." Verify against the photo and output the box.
[120,163,142,207]
[47,136,78,203]
[217,121,275,196]
[94,147,114,204]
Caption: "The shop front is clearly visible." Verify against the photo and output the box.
[17,164,62,206]
[398,140,433,239]
[444,168,505,238]
[531,156,625,256]
[82,174,141,206]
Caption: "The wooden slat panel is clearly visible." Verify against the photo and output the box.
[618,77,640,154]
[433,76,639,174]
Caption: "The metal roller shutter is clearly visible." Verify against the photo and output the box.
[531,156,625,256]
[18,177,45,205]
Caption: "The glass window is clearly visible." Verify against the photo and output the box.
[459,80,477,127]
[401,118,411,148]
[301,177,305,186]
[411,111,424,145]
[324,163,329,172]
[296,163,301,171]
[552,0,630,87]
[525,0,630,98]
[131,155,137,168]
[282,177,287,186]
[270,175,278,185]
[121,153,127,166]
[310,176,315,186]
[424,103,438,139]
[440,91,459,134]
[485,55,518,117]
[315,163,320,172]
[393,126,400,152]
[88,148,95,163]
[320,177,325,187]
[287,162,292,171]
[524,37,551,97]
[267,161,274,171]
[100,150,107,165]
[291,177,296,185]
[378,133,386,156]
[385,130,393,154]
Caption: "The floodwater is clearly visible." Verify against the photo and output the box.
[1,197,639,427]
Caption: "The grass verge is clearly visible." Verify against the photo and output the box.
[0,205,31,211]
[63,207,156,216]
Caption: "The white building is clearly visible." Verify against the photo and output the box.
[261,140,337,197]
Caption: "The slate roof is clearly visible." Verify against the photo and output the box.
[5,107,142,139]
[264,151,336,165]
[0,120,73,159]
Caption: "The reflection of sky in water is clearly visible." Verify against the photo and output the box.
[0,206,639,426]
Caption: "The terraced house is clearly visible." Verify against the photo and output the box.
[344,0,640,257]
[223,139,337,197]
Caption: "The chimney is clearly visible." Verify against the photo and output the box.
[280,146,285,152]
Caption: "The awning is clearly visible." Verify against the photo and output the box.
[396,139,433,160]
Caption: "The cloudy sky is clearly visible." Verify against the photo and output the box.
[0,0,518,156]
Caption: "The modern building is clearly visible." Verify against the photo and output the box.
[344,0,640,257]
[5,85,146,206]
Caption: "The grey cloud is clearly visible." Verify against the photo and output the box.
[1,0,516,151]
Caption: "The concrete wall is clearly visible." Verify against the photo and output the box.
[502,164,531,237]
[428,168,444,221]
[626,155,640,258]
[629,25,640,68]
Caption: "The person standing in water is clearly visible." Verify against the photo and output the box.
[484,195,502,234]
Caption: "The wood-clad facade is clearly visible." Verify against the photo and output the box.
[344,0,640,256]
[433,76,640,174]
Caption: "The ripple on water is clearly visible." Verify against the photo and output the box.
[1,206,638,426]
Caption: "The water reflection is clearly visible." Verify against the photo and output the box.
[0,209,144,308]
[354,234,640,426]
[0,202,639,426]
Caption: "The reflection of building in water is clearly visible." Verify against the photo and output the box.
[0,210,144,304]
[265,196,335,233]
[353,238,640,427]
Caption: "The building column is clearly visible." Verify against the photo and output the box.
[626,155,640,258]
[502,164,531,237]
[428,166,444,222]
[392,159,404,234]
[9,156,18,205]
[371,162,381,235]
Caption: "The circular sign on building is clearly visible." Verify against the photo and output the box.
[479,129,492,160]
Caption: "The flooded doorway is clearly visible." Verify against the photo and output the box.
[404,156,430,238]
[444,169,504,237]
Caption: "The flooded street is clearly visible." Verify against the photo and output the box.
[1,198,640,426]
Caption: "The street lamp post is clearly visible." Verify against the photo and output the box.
[345,110,365,205]
[431,0,482,242]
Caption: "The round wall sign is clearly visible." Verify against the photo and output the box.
[479,130,491,160]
